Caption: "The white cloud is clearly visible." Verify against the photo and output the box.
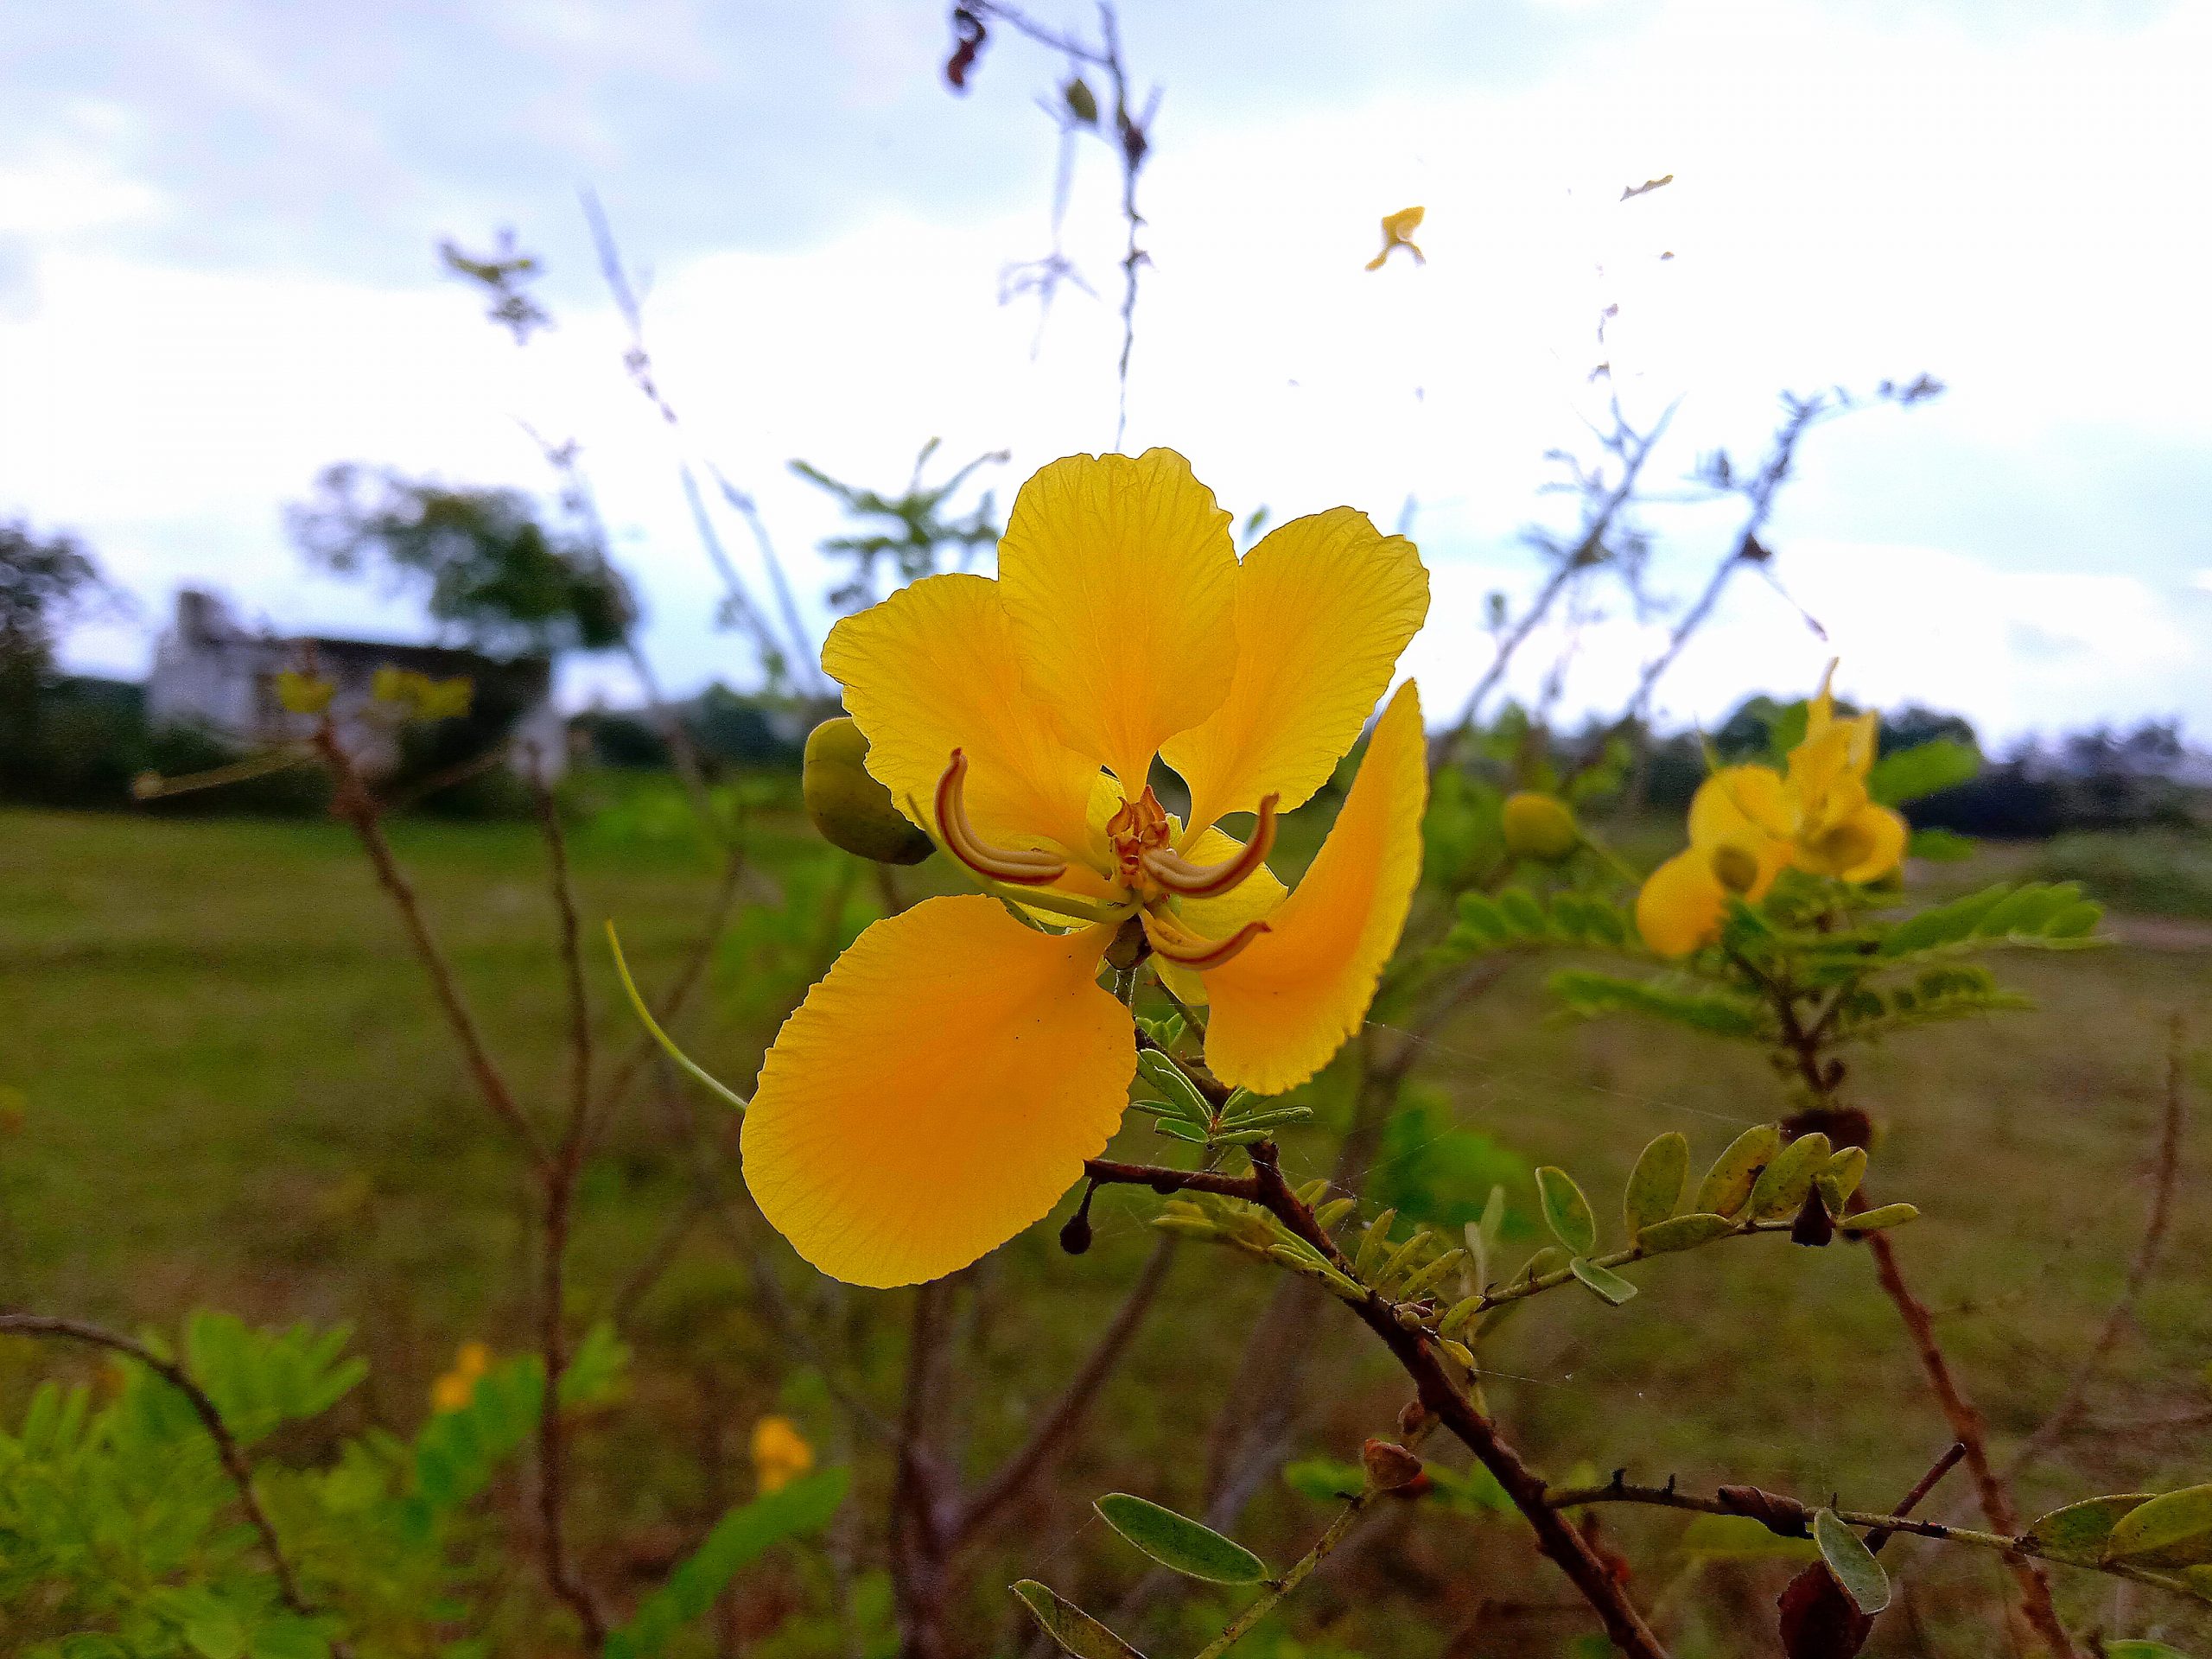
[7,0,2210,746]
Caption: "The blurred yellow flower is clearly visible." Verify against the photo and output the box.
[429,1339,493,1414]
[751,1415,814,1495]
[1366,206,1426,270]
[274,669,335,716]
[372,667,473,721]
[743,448,1433,1287]
[1637,664,1908,957]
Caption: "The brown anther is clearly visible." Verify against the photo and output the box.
[1143,912,1270,970]
[1141,793,1280,898]
[934,750,1068,886]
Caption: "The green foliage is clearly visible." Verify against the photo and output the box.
[1446,886,1636,957]
[1367,1096,1534,1236]
[289,463,631,656]
[1009,1580,1144,1659]
[1549,970,1767,1039]
[1812,1509,1890,1614]
[1535,1166,1598,1256]
[604,1469,850,1659]
[792,439,1006,612]
[1093,1493,1268,1585]
[1623,1133,1688,1234]
[1866,738,1980,806]
[0,1313,830,1656]
[2038,829,2212,921]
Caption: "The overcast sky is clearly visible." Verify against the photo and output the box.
[4,0,2209,744]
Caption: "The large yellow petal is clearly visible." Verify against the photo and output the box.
[1635,848,1729,957]
[1198,682,1427,1095]
[823,573,1100,860]
[1797,800,1909,883]
[1150,824,1288,1007]
[996,450,1239,792]
[1162,507,1429,840]
[741,896,1132,1287]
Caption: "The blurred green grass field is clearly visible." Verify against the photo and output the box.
[3,797,2207,1653]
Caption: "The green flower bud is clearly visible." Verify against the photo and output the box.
[1501,791,1580,862]
[803,717,935,865]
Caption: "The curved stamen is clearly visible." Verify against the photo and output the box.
[1145,912,1271,970]
[934,749,1069,887]
[1141,793,1280,898]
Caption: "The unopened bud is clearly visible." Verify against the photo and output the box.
[1501,791,1581,862]
[1396,1399,1431,1437]
[803,718,935,865]
[1361,1438,1426,1491]
[1710,842,1762,894]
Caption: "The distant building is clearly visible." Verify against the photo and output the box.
[147,589,564,778]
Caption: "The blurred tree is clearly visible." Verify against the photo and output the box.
[289,464,632,659]
[0,519,105,675]
[791,438,1007,611]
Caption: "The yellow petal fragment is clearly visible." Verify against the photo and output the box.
[1163,507,1429,840]
[1151,824,1287,1007]
[823,573,1100,859]
[1688,765,1795,851]
[1799,800,1909,883]
[741,896,1132,1287]
[1636,848,1729,957]
[1199,682,1427,1095]
[996,450,1239,792]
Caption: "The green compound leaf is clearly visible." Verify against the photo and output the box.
[1623,1132,1689,1235]
[605,1469,849,1659]
[1569,1256,1637,1306]
[2101,1643,2194,1659]
[1535,1166,1599,1256]
[1635,1212,1736,1254]
[2104,1483,2212,1566]
[1813,1509,1891,1615]
[1282,1458,1366,1503]
[1694,1124,1783,1218]
[2027,1494,2153,1562]
[1867,738,1979,806]
[1009,1581,1146,1659]
[1094,1493,1268,1584]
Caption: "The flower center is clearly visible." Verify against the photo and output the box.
[1106,787,1173,888]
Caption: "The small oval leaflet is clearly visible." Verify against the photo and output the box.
[1837,1203,1919,1236]
[1623,1132,1689,1235]
[2025,1492,2152,1561]
[1749,1132,1829,1219]
[1813,1507,1891,1615]
[1694,1123,1782,1217]
[1093,1493,1268,1585]
[2101,1643,2193,1659]
[1011,1580,1145,1659]
[1635,1211,1735,1254]
[1535,1166,1599,1256]
[2102,1482,2212,1565]
[1569,1256,1637,1306]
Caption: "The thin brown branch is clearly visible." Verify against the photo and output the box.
[315,724,546,1166]
[2008,1017,2190,1478]
[525,759,607,1647]
[892,1278,962,1659]
[953,1233,1179,1549]
[1539,1475,2202,1603]
[1087,1149,1671,1658]
[0,1314,313,1616]
[1861,1217,2079,1658]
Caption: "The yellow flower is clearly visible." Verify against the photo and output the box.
[1636,664,1908,957]
[742,449,1432,1287]
[1366,206,1426,270]
[429,1339,493,1414]
[751,1415,815,1495]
